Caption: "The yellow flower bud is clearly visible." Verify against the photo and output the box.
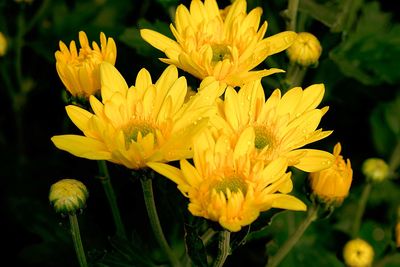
[49,179,89,215]
[55,31,117,98]
[362,158,389,182]
[343,238,374,267]
[287,32,322,67]
[0,32,7,56]
[309,143,353,205]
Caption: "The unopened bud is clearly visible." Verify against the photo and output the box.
[362,158,389,182]
[343,238,374,267]
[287,32,322,67]
[49,179,89,215]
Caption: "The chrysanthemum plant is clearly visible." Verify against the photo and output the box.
[50,1,353,267]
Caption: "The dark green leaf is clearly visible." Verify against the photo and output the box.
[184,223,208,267]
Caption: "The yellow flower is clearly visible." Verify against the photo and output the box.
[0,32,7,56]
[55,31,117,97]
[49,179,89,215]
[210,80,334,172]
[148,127,306,232]
[140,0,297,87]
[343,238,374,267]
[361,158,389,182]
[51,62,223,170]
[286,32,322,67]
[309,143,353,205]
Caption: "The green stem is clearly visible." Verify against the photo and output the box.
[351,182,372,238]
[97,160,127,239]
[284,62,307,90]
[212,230,231,267]
[287,0,299,31]
[266,205,319,267]
[69,214,88,267]
[24,0,51,34]
[201,228,216,246]
[388,141,400,173]
[140,176,181,267]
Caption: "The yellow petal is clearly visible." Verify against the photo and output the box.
[147,161,187,187]
[140,29,181,52]
[289,149,335,172]
[100,62,128,102]
[65,105,92,133]
[51,135,111,160]
[270,194,307,211]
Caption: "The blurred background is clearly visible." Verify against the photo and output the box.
[1,0,400,266]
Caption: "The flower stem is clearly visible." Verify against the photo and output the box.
[266,205,319,267]
[140,176,181,267]
[284,62,307,90]
[69,214,88,267]
[286,0,299,31]
[351,182,372,238]
[212,230,231,267]
[97,160,127,239]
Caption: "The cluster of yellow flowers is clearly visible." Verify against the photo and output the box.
[51,0,353,232]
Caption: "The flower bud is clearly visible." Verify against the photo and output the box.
[362,158,389,182]
[287,32,322,67]
[343,238,374,267]
[309,143,353,206]
[49,179,89,215]
[0,32,7,57]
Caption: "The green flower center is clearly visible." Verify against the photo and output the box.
[254,126,274,150]
[211,44,232,63]
[125,122,156,142]
[214,175,247,197]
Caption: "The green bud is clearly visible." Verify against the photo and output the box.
[49,179,89,215]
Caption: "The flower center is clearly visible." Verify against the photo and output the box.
[213,175,247,197]
[254,125,274,150]
[125,121,156,142]
[211,44,232,63]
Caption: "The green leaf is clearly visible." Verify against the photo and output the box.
[96,235,156,267]
[184,223,208,267]
[370,100,399,157]
[330,2,400,85]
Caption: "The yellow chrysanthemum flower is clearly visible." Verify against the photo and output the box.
[140,0,297,87]
[55,31,117,97]
[210,80,334,172]
[148,127,306,232]
[51,62,223,169]
[309,143,353,205]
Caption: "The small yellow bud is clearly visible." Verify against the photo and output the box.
[362,158,389,182]
[49,179,89,215]
[309,143,353,206]
[287,32,322,67]
[0,32,7,56]
[343,238,374,267]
